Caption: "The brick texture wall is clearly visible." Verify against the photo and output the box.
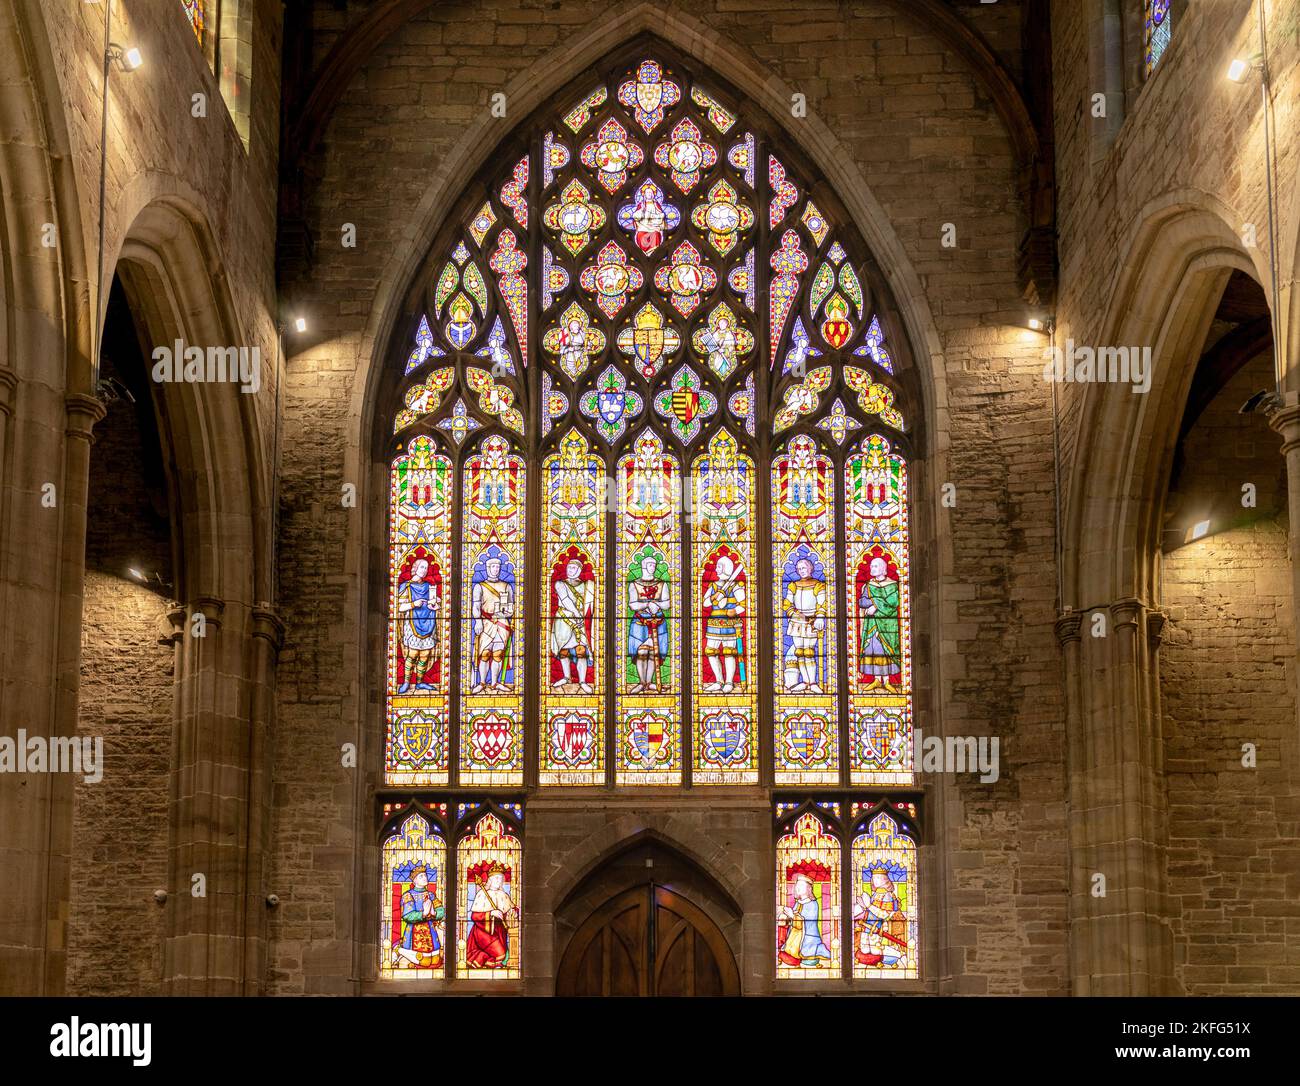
[70,322,174,995]
[1160,351,1299,994]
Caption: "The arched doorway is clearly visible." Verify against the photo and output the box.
[556,884,740,996]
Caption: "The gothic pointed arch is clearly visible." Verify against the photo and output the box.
[373,42,926,985]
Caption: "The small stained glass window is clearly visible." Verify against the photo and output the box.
[1145,1,1172,76]
[181,1,205,45]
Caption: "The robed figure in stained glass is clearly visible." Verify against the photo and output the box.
[464,862,519,969]
[394,864,445,969]
[628,179,669,254]
[397,556,441,692]
[701,553,746,692]
[777,872,832,968]
[550,556,595,693]
[782,556,827,693]
[857,554,901,687]
[470,556,515,692]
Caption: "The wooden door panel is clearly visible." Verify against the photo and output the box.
[557,884,739,996]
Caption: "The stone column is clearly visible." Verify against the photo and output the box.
[242,605,285,994]
[1057,599,1175,995]
[44,394,107,994]
[162,594,258,995]
[1268,404,1300,726]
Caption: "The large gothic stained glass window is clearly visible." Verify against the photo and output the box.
[386,50,916,791]
[382,49,921,978]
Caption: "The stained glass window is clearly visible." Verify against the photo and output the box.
[692,430,757,784]
[775,801,920,981]
[381,810,447,978]
[776,811,841,979]
[381,803,523,981]
[540,430,605,785]
[846,434,913,785]
[387,436,452,785]
[773,435,839,785]
[457,811,523,979]
[616,431,681,784]
[1144,1,1172,76]
[460,435,525,786]
[385,53,917,804]
[181,1,205,44]
[851,810,918,978]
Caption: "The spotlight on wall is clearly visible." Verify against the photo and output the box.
[1028,318,1044,332]
[1188,520,1212,543]
[293,316,308,334]
[1240,388,1282,415]
[1226,52,1266,83]
[107,43,143,72]
[126,567,173,591]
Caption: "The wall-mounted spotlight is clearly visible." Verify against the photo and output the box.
[1028,318,1044,332]
[1187,520,1212,543]
[107,43,143,72]
[126,566,173,591]
[294,316,308,334]
[1226,54,1261,83]
[1240,389,1282,415]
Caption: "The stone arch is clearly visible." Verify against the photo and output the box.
[90,195,281,994]
[1057,189,1272,995]
[546,823,749,918]
[110,191,271,604]
[532,818,760,994]
[1064,191,1264,608]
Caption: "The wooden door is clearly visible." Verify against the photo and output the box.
[556,884,740,996]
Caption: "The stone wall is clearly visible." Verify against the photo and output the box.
[1,0,285,993]
[1051,0,1300,992]
[69,289,175,995]
[71,572,172,995]
[1050,0,1300,482]
[1160,351,1299,994]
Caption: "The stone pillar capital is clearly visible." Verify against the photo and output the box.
[187,596,226,631]
[1054,610,1083,645]
[1267,402,1300,455]
[64,393,106,441]
[160,605,187,647]
[1109,596,1146,629]
[251,606,286,653]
